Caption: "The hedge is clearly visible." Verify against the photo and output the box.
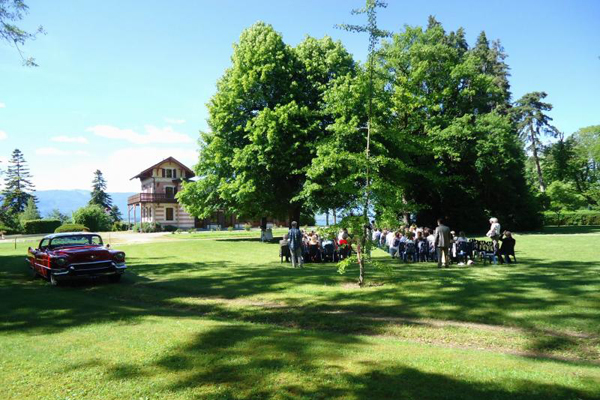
[543,210,600,226]
[23,219,62,234]
[55,223,90,233]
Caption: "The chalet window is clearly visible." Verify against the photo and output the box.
[166,207,174,221]
[165,186,175,198]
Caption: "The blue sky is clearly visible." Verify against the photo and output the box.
[1,0,598,192]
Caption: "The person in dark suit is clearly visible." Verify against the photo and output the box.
[288,221,304,268]
[498,231,516,264]
[434,218,452,268]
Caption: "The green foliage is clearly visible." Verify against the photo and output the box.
[178,22,356,226]
[543,210,600,226]
[0,0,44,66]
[19,196,40,222]
[162,225,178,232]
[22,219,61,234]
[47,208,71,224]
[2,148,36,214]
[73,205,113,232]
[511,91,559,192]
[89,170,113,210]
[576,125,600,163]
[541,126,600,208]
[0,222,19,235]
[111,221,128,232]
[244,223,252,231]
[227,226,234,232]
[546,181,586,212]
[54,223,89,233]
[311,19,541,232]
[133,222,162,233]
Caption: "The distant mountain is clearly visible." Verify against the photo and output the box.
[35,190,135,218]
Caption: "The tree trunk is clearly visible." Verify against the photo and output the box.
[325,210,329,226]
[333,210,337,225]
[288,205,301,228]
[531,133,546,192]
[357,224,368,287]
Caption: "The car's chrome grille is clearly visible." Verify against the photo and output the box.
[70,261,113,271]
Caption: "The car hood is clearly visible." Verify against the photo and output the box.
[53,247,113,263]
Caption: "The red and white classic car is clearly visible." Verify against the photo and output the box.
[26,232,126,285]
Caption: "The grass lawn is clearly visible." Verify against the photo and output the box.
[1,228,599,399]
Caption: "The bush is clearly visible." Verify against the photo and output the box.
[162,225,178,232]
[543,210,600,226]
[55,223,89,233]
[23,219,62,234]
[244,223,252,231]
[111,221,128,231]
[73,205,113,232]
[132,222,162,233]
[227,226,234,231]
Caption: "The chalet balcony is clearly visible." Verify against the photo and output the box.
[127,193,178,205]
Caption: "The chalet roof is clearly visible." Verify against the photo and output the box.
[130,156,195,180]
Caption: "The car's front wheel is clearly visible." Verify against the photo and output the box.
[108,274,122,283]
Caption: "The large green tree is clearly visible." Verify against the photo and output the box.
[319,17,539,231]
[179,22,355,225]
[512,91,559,192]
[541,126,600,207]
[2,148,36,214]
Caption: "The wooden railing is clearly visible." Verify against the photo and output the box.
[127,193,178,205]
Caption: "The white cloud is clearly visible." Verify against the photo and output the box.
[33,146,197,192]
[0,130,7,140]
[51,135,89,144]
[164,117,186,125]
[87,124,193,144]
[0,102,5,108]
[35,147,89,156]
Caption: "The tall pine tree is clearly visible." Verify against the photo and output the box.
[89,170,112,209]
[512,91,560,192]
[2,149,36,214]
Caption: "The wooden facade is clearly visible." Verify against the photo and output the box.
[127,157,285,230]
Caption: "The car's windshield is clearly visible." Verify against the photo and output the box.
[49,235,103,248]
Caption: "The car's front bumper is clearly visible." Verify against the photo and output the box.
[51,262,126,280]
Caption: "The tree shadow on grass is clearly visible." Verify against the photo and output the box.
[87,324,599,400]
[1,251,599,365]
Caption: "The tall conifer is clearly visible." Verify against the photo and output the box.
[2,149,36,214]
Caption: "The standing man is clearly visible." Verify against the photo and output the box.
[434,218,451,268]
[288,221,304,268]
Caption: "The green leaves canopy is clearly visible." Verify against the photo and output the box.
[179,23,355,223]
[181,18,543,231]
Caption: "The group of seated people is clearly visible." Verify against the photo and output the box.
[373,225,516,265]
[279,221,516,266]
[279,228,353,263]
